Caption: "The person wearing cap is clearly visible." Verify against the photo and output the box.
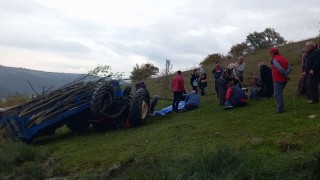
[182,90,200,111]
[305,41,320,104]
[172,70,185,112]
[269,47,291,113]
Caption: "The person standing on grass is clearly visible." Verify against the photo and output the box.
[269,47,291,113]
[259,62,273,97]
[190,69,199,94]
[199,68,207,96]
[212,61,224,99]
[297,50,308,96]
[305,41,320,104]
[172,70,185,112]
[218,63,235,105]
[233,56,246,88]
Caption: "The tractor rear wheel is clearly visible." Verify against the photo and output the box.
[129,89,150,127]
[90,82,114,117]
[65,109,91,133]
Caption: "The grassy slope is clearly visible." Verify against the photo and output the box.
[1,37,320,179]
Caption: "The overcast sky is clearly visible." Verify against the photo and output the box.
[0,0,319,77]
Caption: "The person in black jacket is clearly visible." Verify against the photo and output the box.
[190,69,199,94]
[305,41,320,104]
[259,62,273,97]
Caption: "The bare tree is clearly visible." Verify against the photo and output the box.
[159,59,173,90]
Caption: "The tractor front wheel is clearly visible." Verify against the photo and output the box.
[129,89,150,127]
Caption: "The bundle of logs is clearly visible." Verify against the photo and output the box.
[0,76,105,138]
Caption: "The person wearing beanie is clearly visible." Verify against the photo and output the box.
[269,47,291,113]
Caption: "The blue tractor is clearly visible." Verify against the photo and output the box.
[0,78,151,143]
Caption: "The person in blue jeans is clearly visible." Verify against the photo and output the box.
[182,90,200,111]
[269,47,291,113]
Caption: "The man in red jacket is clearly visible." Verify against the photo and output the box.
[172,70,185,112]
[269,47,291,113]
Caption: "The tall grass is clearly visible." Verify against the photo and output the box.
[0,94,29,108]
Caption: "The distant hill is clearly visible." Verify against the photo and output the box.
[0,65,84,98]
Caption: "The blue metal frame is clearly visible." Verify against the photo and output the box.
[0,80,125,141]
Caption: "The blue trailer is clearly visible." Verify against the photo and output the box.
[0,79,151,143]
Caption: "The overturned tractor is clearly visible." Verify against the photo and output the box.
[0,78,151,143]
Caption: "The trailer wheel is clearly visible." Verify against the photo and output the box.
[65,109,91,133]
[129,89,150,127]
[90,82,114,117]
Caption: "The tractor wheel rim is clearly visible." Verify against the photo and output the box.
[141,100,148,119]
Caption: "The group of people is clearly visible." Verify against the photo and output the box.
[297,41,320,104]
[170,42,312,113]
[169,40,320,114]
[212,56,248,109]
[190,68,208,96]
[172,70,200,112]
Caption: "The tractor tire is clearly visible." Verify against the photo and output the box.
[90,81,114,117]
[129,89,150,127]
[65,109,91,133]
[150,95,159,114]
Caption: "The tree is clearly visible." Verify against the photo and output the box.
[130,63,159,82]
[228,42,249,57]
[200,53,223,66]
[246,28,287,50]
[246,31,268,50]
[159,59,173,90]
[88,65,124,80]
[263,28,287,47]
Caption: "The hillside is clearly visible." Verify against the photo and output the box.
[145,37,319,98]
[1,37,320,179]
[0,65,83,98]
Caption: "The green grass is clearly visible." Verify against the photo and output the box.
[2,91,320,179]
[1,37,320,179]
